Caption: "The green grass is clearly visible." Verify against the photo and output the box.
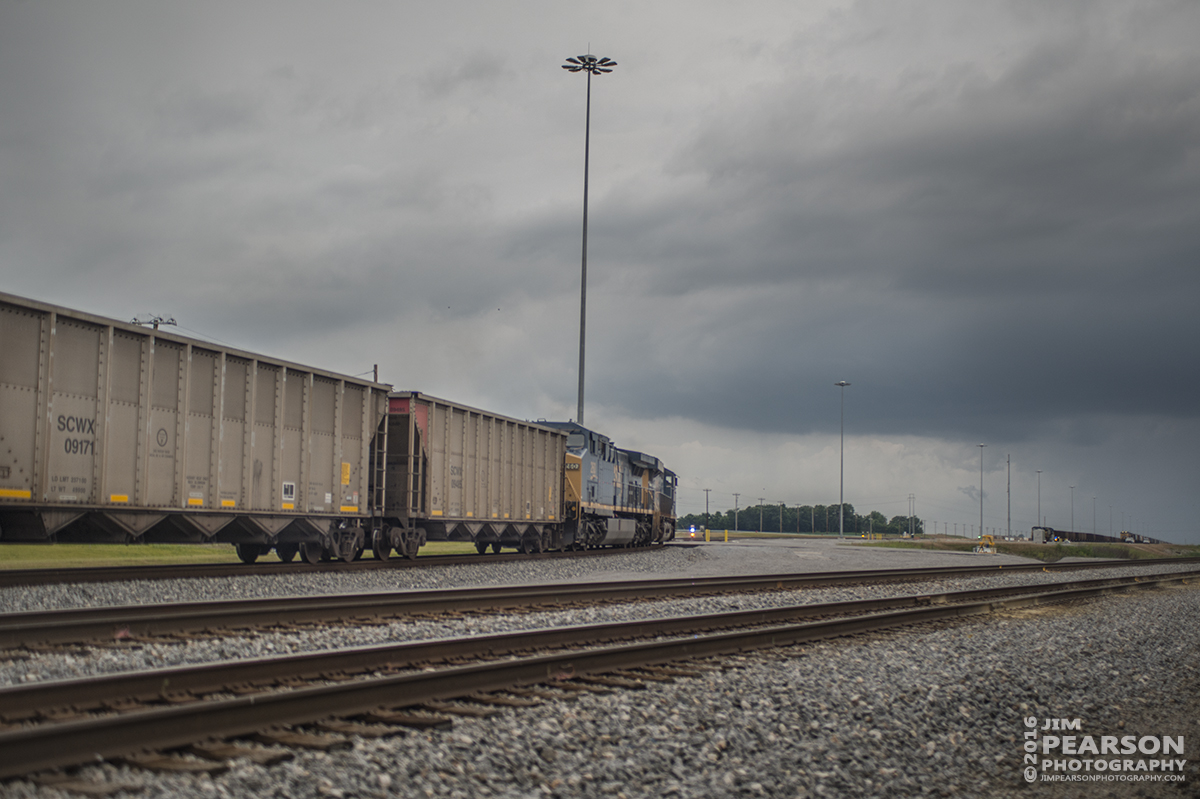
[417,541,483,556]
[0,543,244,569]
[0,539,489,569]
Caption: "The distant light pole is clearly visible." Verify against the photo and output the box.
[835,381,850,538]
[561,53,616,426]
[758,498,765,533]
[733,493,740,532]
[1037,470,1042,530]
[977,444,986,539]
[1069,485,1075,532]
[1006,454,1011,539]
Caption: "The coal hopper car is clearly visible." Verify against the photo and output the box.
[0,291,390,564]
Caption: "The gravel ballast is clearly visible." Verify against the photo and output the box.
[2,540,1197,797]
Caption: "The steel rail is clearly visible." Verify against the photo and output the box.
[0,544,667,589]
[2,569,1194,721]
[4,561,1200,649]
[0,571,1194,779]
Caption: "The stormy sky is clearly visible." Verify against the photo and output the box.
[2,1,1198,543]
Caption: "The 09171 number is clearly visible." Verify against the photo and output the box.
[64,438,95,455]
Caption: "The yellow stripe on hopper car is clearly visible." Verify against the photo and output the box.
[187,498,203,506]
[110,494,129,503]
[282,502,294,510]
[340,505,358,513]
[0,489,32,499]
[221,499,235,508]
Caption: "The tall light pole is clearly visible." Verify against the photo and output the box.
[562,53,616,426]
[835,381,850,538]
[977,444,986,539]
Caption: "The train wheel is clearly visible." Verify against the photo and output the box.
[372,527,392,562]
[299,542,323,565]
[275,544,299,563]
[491,542,502,554]
[235,544,261,564]
[475,541,488,555]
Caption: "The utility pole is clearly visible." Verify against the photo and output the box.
[703,488,711,531]
[758,498,765,533]
[1006,454,1011,539]
[733,493,740,532]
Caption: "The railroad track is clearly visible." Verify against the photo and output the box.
[3,550,1196,591]
[0,543,672,589]
[0,569,1195,785]
[5,560,1200,649]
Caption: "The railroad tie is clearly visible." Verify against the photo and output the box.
[114,751,229,775]
[355,709,454,730]
[314,719,410,738]
[248,729,353,751]
[636,665,711,678]
[606,669,674,683]
[183,741,293,766]
[506,687,580,702]
[417,700,502,718]
[544,681,610,694]
[464,693,542,707]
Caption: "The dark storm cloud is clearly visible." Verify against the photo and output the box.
[572,0,1200,445]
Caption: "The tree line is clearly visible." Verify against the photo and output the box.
[676,503,925,537]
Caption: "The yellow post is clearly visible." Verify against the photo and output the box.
[724,529,729,542]
[705,528,710,542]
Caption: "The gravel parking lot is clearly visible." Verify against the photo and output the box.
[3,540,1197,798]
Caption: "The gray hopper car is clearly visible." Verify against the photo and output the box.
[374,392,567,559]
[0,291,389,563]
